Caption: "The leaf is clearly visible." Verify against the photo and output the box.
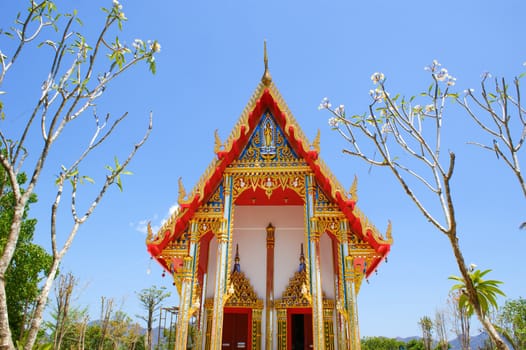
[82,176,94,184]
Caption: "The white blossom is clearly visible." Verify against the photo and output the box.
[436,68,449,81]
[328,117,340,128]
[132,39,144,50]
[369,88,386,102]
[425,59,441,72]
[370,72,385,84]
[150,41,161,53]
[424,104,434,112]
[112,0,122,9]
[335,104,345,117]
[318,97,331,110]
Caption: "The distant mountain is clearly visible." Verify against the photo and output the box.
[395,332,490,350]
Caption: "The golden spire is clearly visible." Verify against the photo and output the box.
[261,40,272,86]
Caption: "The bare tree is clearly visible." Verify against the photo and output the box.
[419,316,434,350]
[52,273,76,350]
[136,286,171,350]
[98,297,114,350]
[457,73,526,199]
[0,1,159,349]
[434,309,449,350]
[320,60,509,349]
[448,291,471,350]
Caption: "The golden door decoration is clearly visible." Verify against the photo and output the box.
[204,270,263,350]
[275,269,335,350]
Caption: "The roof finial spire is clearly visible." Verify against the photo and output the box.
[261,40,272,86]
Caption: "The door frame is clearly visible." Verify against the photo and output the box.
[223,307,253,350]
[286,308,312,350]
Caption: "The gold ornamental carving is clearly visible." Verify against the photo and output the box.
[231,173,305,202]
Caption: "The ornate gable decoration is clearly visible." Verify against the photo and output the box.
[275,270,311,308]
[237,111,300,165]
[226,271,264,309]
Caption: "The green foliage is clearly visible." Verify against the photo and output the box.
[449,269,505,317]
[406,339,425,350]
[361,336,406,350]
[497,297,526,349]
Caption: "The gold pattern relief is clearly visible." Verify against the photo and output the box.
[275,270,311,309]
[324,308,335,350]
[252,309,262,350]
[205,310,212,350]
[225,271,264,309]
[231,173,306,202]
[276,309,287,350]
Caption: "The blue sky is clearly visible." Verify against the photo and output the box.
[1,0,525,340]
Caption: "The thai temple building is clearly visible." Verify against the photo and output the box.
[146,45,392,350]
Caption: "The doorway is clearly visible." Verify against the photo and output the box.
[288,310,313,350]
[222,309,251,349]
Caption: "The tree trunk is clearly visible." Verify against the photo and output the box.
[0,203,27,350]
[447,231,509,350]
[23,256,61,350]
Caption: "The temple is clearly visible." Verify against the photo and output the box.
[146,44,392,350]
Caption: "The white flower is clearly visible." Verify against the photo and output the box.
[412,104,423,113]
[447,76,456,86]
[318,97,331,110]
[328,117,339,127]
[150,41,161,53]
[463,88,475,95]
[369,88,385,102]
[113,0,122,9]
[132,39,144,50]
[370,72,385,84]
[425,59,441,72]
[335,104,345,116]
[424,104,434,112]
[436,68,449,81]
[469,263,477,271]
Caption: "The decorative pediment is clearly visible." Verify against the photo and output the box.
[238,111,299,164]
[225,271,264,309]
[275,270,311,308]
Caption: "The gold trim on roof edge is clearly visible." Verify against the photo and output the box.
[148,77,392,250]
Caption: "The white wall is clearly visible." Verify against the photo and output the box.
[205,204,336,300]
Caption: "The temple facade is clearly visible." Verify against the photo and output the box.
[146,47,392,350]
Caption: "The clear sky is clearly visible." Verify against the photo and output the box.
[1,0,525,340]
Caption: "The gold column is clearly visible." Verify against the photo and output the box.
[336,220,349,350]
[309,220,325,350]
[175,221,200,350]
[305,174,325,350]
[209,175,234,350]
[343,255,360,350]
[175,256,194,350]
[276,309,287,350]
[265,223,275,350]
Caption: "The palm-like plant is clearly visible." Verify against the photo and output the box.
[449,268,506,317]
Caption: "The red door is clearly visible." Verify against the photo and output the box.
[222,311,249,349]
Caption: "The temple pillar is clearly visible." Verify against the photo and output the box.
[265,223,275,350]
[175,220,200,350]
[309,221,325,350]
[209,175,234,350]
[174,255,194,350]
[335,219,349,350]
[304,174,325,350]
[343,253,360,350]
